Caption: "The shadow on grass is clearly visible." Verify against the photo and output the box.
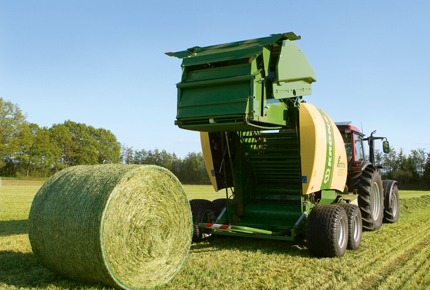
[0,251,112,289]
[191,234,309,257]
[0,219,28,236]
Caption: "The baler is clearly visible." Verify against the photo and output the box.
[166,32,399,257]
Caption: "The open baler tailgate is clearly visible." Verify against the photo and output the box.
[166,32,316,132]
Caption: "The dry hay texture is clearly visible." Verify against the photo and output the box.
[29,164,193,290]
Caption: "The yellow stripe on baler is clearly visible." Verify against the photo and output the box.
[327,113,348,192]
[299,103,347,195]
[200,132,219,192]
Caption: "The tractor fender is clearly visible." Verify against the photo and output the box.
[382,180,397,209]
[359,161,373,172]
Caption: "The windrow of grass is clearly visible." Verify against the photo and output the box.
[1,183,430,289]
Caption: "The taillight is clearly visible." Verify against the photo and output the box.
[352,161,362,171]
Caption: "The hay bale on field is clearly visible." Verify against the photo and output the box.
[29,164,192,289]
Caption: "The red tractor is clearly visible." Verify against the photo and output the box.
[336,123,400,231]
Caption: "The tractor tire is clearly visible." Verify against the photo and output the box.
[339,204,362,250]
[189,199,216,242]
[307,204,348,257]
[348,167,384,231]
[383,182,400,223]
[212,198,227,215]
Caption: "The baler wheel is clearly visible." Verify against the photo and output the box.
[339,204,362,250]
[383,184,400,223]
[189,199,216,242]
[212,198,227,215]
[307,205,348,257]
[348,167,384,231]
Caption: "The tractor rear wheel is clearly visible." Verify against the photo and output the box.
[348,167,384,231]
[189,199,216,242]
[383,183,400,223]
[307,204,348,257]
[339,204,362,250]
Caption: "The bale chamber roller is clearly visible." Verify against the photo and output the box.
[167,32,362,257]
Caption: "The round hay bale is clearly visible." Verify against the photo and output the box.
[29,164,192,289]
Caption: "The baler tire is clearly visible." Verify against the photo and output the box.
[384,184,400,223]
[212,198,227,215]
[307,204,348,257]
[339,204,362,250]
[189,199,216,243]
[348,167,384,231]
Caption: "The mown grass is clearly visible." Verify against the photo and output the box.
[1,181,430,289]
[398,190,430,199]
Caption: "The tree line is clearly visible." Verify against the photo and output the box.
[120,147,209,184]
[0,98,209,184]
[0,98,121,177]
[1,98,429,188]
[376,148,430,190]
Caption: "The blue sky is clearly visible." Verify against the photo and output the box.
[1,1,429,158]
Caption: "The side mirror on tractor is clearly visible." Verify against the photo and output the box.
[383,140,390,154]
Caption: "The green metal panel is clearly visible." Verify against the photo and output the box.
[166,32,301,59]
[167,32,316,132]
[318,190,338,205]
[182,46,262,67]
[243,203,302,220]
[276,41,316,84]
[184,63,251,83]
[177,81,251,119]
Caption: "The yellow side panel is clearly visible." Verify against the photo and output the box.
[300,103,326,195]
[300,103,348,195]
[200,132,219,192]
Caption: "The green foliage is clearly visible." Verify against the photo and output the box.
[49,123,72,172]
[0,99,121,177]
[379,147,430,189]
[120,146,210,184]
[16,124,53,177]
[0,98,28,170]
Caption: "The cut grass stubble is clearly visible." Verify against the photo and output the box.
[1,181,430,289]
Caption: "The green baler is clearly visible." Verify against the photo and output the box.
[167,33,397,257]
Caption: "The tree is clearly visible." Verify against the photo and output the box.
[423,153,430,188]
[120,145,134,164]
[382,147,399,179]
[63,120,98,166]
[16,123,52,177]
[49,123,72,172]
[133,148,146,164]
[181,152,209,184]
[0,98,27,171]
[410,149,427,177]
[90,127,121,163]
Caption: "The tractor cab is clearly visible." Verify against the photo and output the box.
[336,122,366,171]
[336,123,365,162]
[336,122,390,172]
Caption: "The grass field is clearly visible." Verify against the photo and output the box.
[1,181,430,289]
